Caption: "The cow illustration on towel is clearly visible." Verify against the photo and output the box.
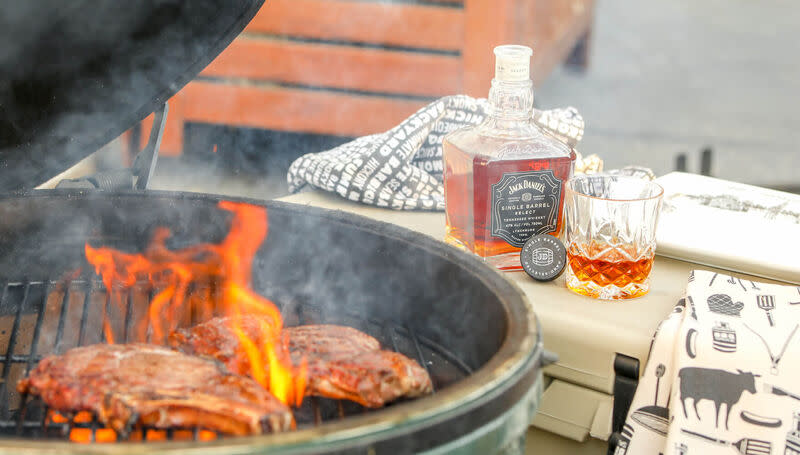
[679,367,759,430]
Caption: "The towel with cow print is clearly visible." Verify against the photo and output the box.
[286,95,584,210]
[618,270,800,455]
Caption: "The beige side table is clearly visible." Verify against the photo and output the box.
[278,190,770,454]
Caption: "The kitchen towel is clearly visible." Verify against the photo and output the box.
[286,95,585,210]
[618,270,800,455]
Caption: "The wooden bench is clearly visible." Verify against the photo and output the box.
[146,0,595,156]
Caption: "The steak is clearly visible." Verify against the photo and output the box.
[287,324,382,357]
[17,344,293,436]
[170,319,433,407]
[301,349,434,407]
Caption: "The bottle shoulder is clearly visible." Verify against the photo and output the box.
[444,123,574,161]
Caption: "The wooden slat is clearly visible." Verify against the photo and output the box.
[182,81,428,137]
[247,0,464,51]
[461,0,594,94]
[522,0,595,86]
[200,38,460,97]
[461,0,517,96]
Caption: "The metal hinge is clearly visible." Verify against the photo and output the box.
[56,102,168,191]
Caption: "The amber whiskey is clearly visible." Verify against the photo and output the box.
[443,45,575,270]
[566,242,655,299]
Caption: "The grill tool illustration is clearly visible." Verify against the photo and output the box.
[613,438,629,455]
[686,328,698,358]
[739,411,781,428]
[763,384,800,402]
[613,423,634,455]
[744,323,799,375]
[708,294,745,317]
[756,295,776,327]
[727,275,749,291]
[713,322,737,352]
[679,367,759,430]
[709,273,754,292]
[681,429,772,455]
[786,412,800,455]
[631,363,670,436]
[688,295,697,320]
[655,363,665,399]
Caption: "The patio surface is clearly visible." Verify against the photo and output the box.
[537,0,799,188]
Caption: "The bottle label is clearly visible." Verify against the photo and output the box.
[490,170,562,247]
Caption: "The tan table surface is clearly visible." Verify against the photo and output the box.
[278,190,773,396]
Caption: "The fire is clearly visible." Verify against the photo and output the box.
[69,428,117,443]
[65,428,216,444]
[84,201,306,406]
[52,409,218,444]
[50,412,118,443]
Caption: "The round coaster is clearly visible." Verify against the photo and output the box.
[520,235,567,281]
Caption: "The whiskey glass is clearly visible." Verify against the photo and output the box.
[563,175,663,299]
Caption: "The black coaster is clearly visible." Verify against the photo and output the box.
[520,235,567,281]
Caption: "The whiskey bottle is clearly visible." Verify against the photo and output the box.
[443,45,576,270]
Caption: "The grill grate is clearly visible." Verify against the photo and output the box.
[0,279,471,443]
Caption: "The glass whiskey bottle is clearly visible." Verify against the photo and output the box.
[443,45,576,271]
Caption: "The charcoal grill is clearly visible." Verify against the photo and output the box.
[0,2,544,453]
[0,193,543,453]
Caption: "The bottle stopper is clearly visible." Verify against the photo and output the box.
[494,45,532,82]
[520,235,567,281]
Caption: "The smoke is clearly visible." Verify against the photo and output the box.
[0,0,260,192]
[147,124,352,200]
[251,202,511,372]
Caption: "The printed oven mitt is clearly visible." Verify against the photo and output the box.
[286,95,585,210]
[618,270,800,455]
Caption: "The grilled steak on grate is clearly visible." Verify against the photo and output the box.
[170,319,433,407]
[17,344,293,436]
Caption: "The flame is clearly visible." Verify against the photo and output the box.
[51,411,218,444]
[84,201,306,406]
[51,412,68,424]
[50,412,117,443]
[145,430,167,441]
[67,428,117,444]
[74,411,92,423]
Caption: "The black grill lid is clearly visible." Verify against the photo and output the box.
[0,0,264,192]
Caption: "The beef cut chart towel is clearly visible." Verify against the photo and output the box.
[287,95,584,210]
[618,270,800,454]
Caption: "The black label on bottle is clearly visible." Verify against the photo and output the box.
[490,170,562,247]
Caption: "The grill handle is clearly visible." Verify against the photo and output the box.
[132,102,167,190]
[540,349,559,367]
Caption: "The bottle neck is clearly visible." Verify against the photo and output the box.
[480,78,537,137]
[487,78,534,122]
